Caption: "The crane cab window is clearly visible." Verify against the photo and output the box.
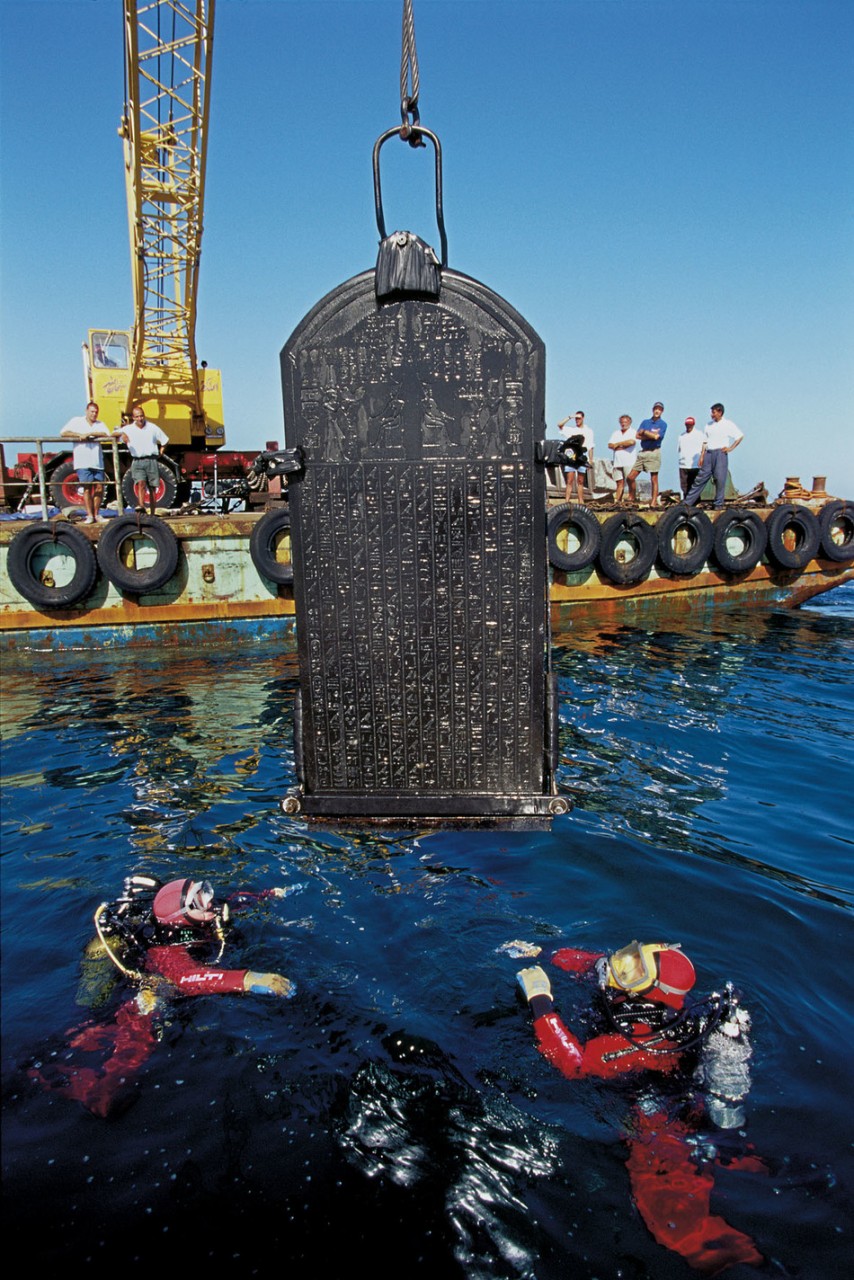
[91,332,130,369]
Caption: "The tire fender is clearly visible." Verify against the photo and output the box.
[817,501,854,563]
[656,507,714,575]
[546,503,601,572]
[765,503,820,569]
[249,509,294,585]
[6,522,98,608]
[96,514,180,594]
[597,512,657,585]
[712,509,768,574]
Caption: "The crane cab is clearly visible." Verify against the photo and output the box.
[83,328,226,448]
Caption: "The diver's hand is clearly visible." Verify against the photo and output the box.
[244,971,295,998]
[497,939,543,959]
[517,965,552,1003]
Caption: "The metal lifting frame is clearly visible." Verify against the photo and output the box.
[121,0,214,418]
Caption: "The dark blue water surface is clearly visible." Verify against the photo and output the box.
[2,588,852,1278]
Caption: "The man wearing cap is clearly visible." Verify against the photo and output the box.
[628,402,668,507]
[684,404,744,509]
[677,416,706,498]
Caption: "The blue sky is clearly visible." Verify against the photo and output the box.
[2,0,852,498]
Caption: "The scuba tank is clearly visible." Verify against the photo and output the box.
[75,874,161,1007]
[695,983,753,1129]
[76,928,124,1008]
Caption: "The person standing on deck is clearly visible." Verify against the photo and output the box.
[557,410,595,504]
[683,405,744,509]
[628,402,668,507]
[115,405,169,514]
[607,414,638,504]
[60,401,112,524]
[677,417,706,498]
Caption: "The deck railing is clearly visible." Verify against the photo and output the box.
[1,437,603,521]
[0,436,126,520]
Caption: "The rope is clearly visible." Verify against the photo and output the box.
[399,0,425,146]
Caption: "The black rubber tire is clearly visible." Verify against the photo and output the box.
[121,460,178,510]
[48,458,86,510]
[597,512,657,584]
[765,503,821,569]
[818,500,854,563]
[6,522,98,607]
[656,506,714,575]
[712,508,768,574]
[547,502,601,571]
[249,509,294,585]
[96,514,180,594]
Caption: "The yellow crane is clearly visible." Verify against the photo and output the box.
[86,0,224,462]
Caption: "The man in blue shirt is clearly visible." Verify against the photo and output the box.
[629,401,668,507]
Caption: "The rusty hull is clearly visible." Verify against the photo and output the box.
[550,557,854,627]
[0,513,294,643]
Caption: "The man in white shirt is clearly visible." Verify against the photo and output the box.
[557,410,595,504]
[60,401,113,523]
[116,405,169,514]
[684,404,744,509]
[677,416,706,498]
[607,415,638,504]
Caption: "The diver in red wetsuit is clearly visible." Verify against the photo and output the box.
[513,939,764,1275]
[30,875,295,1117]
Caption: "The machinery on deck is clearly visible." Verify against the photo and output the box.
[6,0,264,513]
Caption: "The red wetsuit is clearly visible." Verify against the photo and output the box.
[145,944,248,994]
[29,894,281,1118]
[529,947,763,1275]
[534,948,685,1078]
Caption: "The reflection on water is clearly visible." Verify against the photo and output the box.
[340,1037,562,1277]
[2,593,853,1276]
[554,604,854,904]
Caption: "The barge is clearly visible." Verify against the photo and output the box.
[545,492,854,627]
[0,511,295,653]
[1,491,851,653]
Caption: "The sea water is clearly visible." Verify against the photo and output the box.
[2,587,852,1277]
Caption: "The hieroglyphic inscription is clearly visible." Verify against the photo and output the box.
[290,293,534,466]
[283,270,547,812]
[296,460,538,794]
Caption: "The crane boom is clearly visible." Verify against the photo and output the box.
[88,0,224,447]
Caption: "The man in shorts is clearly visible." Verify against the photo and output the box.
[629,401,668,508]
[116,405,169,514]
[557,410,595,504]
[60,401,113,523]
[607,414,638,504]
